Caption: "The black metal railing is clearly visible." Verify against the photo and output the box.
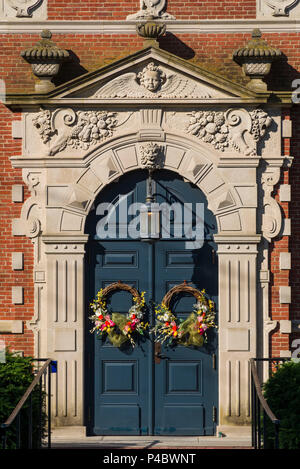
[250,357,290,449]
[1,358,55,450]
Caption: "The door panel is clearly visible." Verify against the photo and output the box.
[85,170,218,436]
[154,240,218,435]
[90,240,151,435]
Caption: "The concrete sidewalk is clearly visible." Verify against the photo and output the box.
[50,426,253,449]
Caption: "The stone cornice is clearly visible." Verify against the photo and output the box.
[213,235,261,254]
[42,234,89,243]
[10,156,88,168]
[5,95,292,112]
[2,19,300,34]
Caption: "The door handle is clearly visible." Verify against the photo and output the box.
[154,342,167,364]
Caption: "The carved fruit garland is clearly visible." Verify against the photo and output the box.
[187,108,272,156]
[32,109,118,156]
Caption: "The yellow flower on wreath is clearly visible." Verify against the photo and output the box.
[90,287,149,348]
[153,289,217,346]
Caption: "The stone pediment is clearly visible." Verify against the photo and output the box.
[6,46,275,109]
[91,62,214,100]
[60,48,259,103]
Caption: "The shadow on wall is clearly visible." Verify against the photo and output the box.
[53,50,89,87]
[50,41,300,92]
[158,32,195,60]
[52,36,196,87]
[265,52,300,91]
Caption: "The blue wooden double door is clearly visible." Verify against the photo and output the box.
[85,170,218,436]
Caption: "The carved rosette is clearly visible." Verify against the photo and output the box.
[186,108,272,156]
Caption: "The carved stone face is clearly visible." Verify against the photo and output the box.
[142,70,161,92]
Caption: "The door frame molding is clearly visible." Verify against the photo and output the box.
[17,132,281,429]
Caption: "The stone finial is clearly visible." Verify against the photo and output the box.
[233,29,282,92]
[127,0,175,20]
[21,30,69,93]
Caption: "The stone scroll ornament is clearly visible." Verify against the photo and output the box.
[127,0,175,20]
[187,108,272,156]
[7,0,44,17]
[265,0,299,16]
[153,283,217,348]
[261,168,282,241]
[89,282,148,348]
[32,109,129,156]
[95,62,211,99]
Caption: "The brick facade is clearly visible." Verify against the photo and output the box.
[47,0,257,20]
[0,1,298,362]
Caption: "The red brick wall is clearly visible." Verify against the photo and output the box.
[290,104,300,357]
[3,32,299,94]
[0,23,299,357]
[0,105,34,356]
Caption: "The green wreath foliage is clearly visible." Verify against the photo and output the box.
[153,288,217,348]
[89,286,148,347]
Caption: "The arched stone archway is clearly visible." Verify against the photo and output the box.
[14,133,262,429]
[45,134,255,238]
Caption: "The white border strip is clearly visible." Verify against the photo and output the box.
[1,19,300,34]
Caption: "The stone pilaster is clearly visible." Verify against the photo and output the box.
[215,235,260,427]
[42,235,88,426]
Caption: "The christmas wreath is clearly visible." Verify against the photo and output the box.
[153,282,217,347]
[89,281,148,347]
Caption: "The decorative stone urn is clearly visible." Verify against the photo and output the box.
[233,29,282,92]
[136,21,166,46]
[21,30,69,93]
[136,22,166,38]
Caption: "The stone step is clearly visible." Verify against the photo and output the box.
[50,426,253,449]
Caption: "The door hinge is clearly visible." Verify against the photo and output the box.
[213,406,217,423]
